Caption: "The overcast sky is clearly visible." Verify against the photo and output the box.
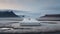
[0,0,60,18]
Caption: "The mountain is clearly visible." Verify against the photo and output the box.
[0,10,19,17]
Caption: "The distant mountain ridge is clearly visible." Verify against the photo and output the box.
[41,14,60,18]
[0,10,19,17]
[36,14,60,21]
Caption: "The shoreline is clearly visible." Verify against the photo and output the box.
[0,31,60,34]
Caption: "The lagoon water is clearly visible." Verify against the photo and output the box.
[0,18,60,34]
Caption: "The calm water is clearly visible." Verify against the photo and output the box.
[0,18,60,34]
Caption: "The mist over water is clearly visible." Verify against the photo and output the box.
[22,18,38,22]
